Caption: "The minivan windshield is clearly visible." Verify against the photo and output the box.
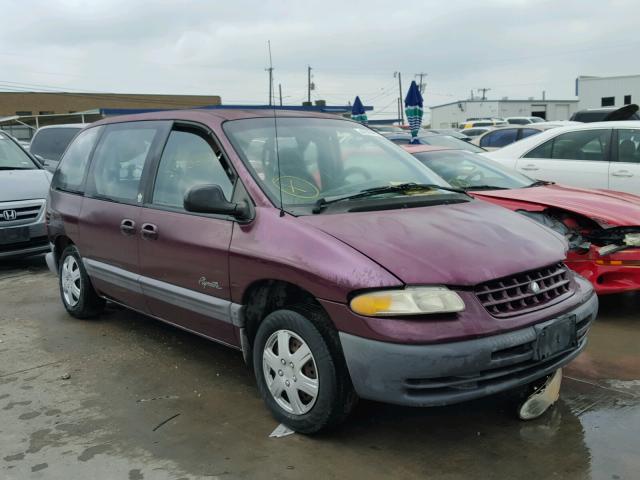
[0,133,38,170]
[224,117,458,213]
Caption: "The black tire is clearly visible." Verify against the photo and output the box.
[58,245,105,319]
[252,306,357,434]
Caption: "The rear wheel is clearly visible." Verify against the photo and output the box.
[58,245,105,319]
[253,307,357,434]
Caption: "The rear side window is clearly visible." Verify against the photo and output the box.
[30,128,81,162]
[152,129,235,209]
[88,123,164,203]
[51,126,103,193]
[480,129,518,148]
[525,130,610,161]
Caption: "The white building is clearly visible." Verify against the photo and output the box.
[429,99,578,128]
[576,74,640,109]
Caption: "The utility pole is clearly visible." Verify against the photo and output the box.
[279,84,283,106]
[477,87,491,101]
[415,72,427,94]
[394,71,404,124]
[307,66,312,103]
[266,68,273,105]
[266,40,274,106]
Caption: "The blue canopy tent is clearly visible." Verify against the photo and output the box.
[351,96,368,124]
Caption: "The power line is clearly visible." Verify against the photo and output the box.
[477,88,491,101]
[415,72,428,94]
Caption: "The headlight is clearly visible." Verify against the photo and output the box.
[350,287,465,317]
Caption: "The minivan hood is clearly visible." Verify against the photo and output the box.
[472,184,640,228]
[0,169,52,202]
[300,200,566,286]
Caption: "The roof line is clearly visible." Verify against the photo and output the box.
[430,99,579,109]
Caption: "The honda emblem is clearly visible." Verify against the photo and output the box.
[2,209,17,221]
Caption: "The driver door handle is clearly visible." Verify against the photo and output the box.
[141,223,159,240]
[611,170,634,177]
[520,164,539,171]
[120,218,136,235]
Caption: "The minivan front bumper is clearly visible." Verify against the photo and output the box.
[339,289,597,407]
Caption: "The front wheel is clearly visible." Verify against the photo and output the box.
[58,245,105,319]
[253,307,356,434]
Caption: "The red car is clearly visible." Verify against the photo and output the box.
[403,145,640,295]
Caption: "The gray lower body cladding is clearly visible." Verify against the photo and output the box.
[340,291,598,407]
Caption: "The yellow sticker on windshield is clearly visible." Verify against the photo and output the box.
[273,176,320,199]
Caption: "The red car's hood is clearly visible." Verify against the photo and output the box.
[472,184,640,228]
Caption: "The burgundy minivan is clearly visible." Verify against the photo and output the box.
[46,109,598,433]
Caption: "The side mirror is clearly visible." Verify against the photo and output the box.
[184,184,250,220]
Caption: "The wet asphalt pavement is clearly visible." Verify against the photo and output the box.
[1,256,639,479]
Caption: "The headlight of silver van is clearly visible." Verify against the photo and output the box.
[350,287,465,317]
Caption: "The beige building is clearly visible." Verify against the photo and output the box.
[0,92,221,117]
[0,91,222,140]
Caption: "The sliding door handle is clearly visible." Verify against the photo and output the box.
[141,223,158,240]
[120,218,136,235]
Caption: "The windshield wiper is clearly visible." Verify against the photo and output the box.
[0,166,32,170]
[312,183,469,213]
[467,185,510,190]
[527,180,554,187]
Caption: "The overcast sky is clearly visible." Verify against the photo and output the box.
[1,0,638,118]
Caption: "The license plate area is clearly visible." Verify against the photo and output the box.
[0,227,30,245]
[534,315,577,361]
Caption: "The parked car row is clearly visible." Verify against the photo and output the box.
[5,108,639,434]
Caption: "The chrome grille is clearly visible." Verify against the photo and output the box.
[0,200,45,227]
[475,263,573,318]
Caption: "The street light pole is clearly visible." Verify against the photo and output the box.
[307,66,312,104]
[395,71,404,124]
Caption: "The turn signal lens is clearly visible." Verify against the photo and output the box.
[350,287,465,317]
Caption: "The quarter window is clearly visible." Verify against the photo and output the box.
[52,126,103,193]
[152,129,234,209]
[89,124,161,203]
[617,129,640,164]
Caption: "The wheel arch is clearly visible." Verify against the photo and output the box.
[53,235,75,263]
[241,279,333,348]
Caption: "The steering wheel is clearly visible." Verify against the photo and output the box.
[460,167,485,184]
[273,175,320,199]
[342,166,372,184]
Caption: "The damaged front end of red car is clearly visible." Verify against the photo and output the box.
[518,208,640,294]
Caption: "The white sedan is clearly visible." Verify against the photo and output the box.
[483,121,640,194]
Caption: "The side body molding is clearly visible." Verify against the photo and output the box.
[83,258,244,327]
